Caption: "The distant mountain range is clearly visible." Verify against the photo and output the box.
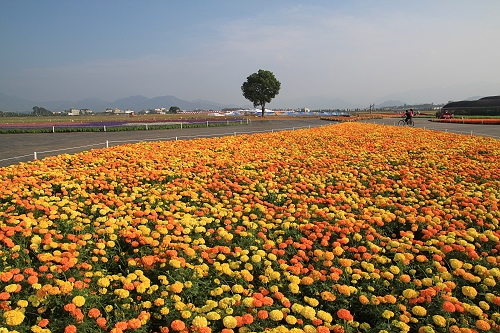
[0,91,485,113]
[0,93,242,113]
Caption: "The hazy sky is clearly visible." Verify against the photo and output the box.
[1,0,500,108]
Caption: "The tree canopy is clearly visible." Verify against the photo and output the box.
[32,106,53,116]
[241,69,281,117]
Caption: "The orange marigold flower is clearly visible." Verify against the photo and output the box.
[88,308,101,318]
[317,326,330,333]
[64,325,77,333]
[128,318,142,329]
[442,301,456,313]
[476,320,491,331]
[257,310,268,320]
[337,309,353,321]
[171,319,186,331]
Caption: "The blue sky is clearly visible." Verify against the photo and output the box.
[1,0,500,108]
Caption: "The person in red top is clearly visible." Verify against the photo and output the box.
[405,109,413,123]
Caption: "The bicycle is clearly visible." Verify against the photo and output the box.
[398,118,414,127]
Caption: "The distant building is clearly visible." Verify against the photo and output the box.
[441,96,500,116]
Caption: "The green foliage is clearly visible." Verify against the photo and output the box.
[168,106,180,114]
[241,69,281,117]
[32,106,53,116]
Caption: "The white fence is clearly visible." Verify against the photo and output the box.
[0,124,321,166]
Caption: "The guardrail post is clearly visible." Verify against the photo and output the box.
[206,121,209,127]
[106,140,109,148]
[227,120,229,126]
[234,132,236,136]
[104,126,106,132]
[146,124,148,130]
[34,152,37,160]
[52,126,55,133]
[180,123,183,129]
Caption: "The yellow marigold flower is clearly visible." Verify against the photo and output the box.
[317,310,332,322]
[181,310,191,319]
[389,266,400,275]
[72,295,85,307]
[291,303,304,314]
[288,283,300,294]
[114,289,130,299]
[251,254,262,263]
[382,310,394,319]
[17,300,28,308]
[467,305,483,317]
[449,259,463,269]
[411,305,427,317]
[462,286,478,298]
[5,284,18,293]
[3,309,25,326]
[160,307,169,315]
[192,316,208,328]
[269,309,284,321]
[432,315,447,327]
[285,315,297,325]
[300,306,316,320]
[304,296,319,307]
[402,289,419,299]
[206,311,220,320]
[231,284,244,293]
[223,315,238,328]
[483,277,496,287]
[478,301,490,311]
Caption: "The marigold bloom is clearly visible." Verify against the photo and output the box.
[3,309,25,326]
[461,286,478,299]
[442,301,456,313]
[269,309,284,321]
[337,309,353,321]
[64,325,77,333]
[432,315,446,327]
[171,319,186,331]
[223,315,238,328]
[72,295,85,307]
[411,305,427,317]
[475,319,491,331]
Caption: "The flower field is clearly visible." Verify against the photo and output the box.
[0,122,499,333]
[430,119,500,125]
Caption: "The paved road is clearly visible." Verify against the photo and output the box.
[0,117,498,168]
[362,117,500,138]
[0,119,327,167]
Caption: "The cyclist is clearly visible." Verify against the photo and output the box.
[404,109,414,124]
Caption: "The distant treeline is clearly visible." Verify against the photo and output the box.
[1,106,53,117]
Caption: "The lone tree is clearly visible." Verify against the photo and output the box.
[241,69,281,117]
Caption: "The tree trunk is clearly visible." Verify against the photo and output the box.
[261,104,265,117]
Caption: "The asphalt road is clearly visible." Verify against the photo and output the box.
[0,119,327,168]
[0,117,498,168]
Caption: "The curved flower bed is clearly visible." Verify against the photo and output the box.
[320,115,383,122]
[0,123,499,333]
[430,119,500,125]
